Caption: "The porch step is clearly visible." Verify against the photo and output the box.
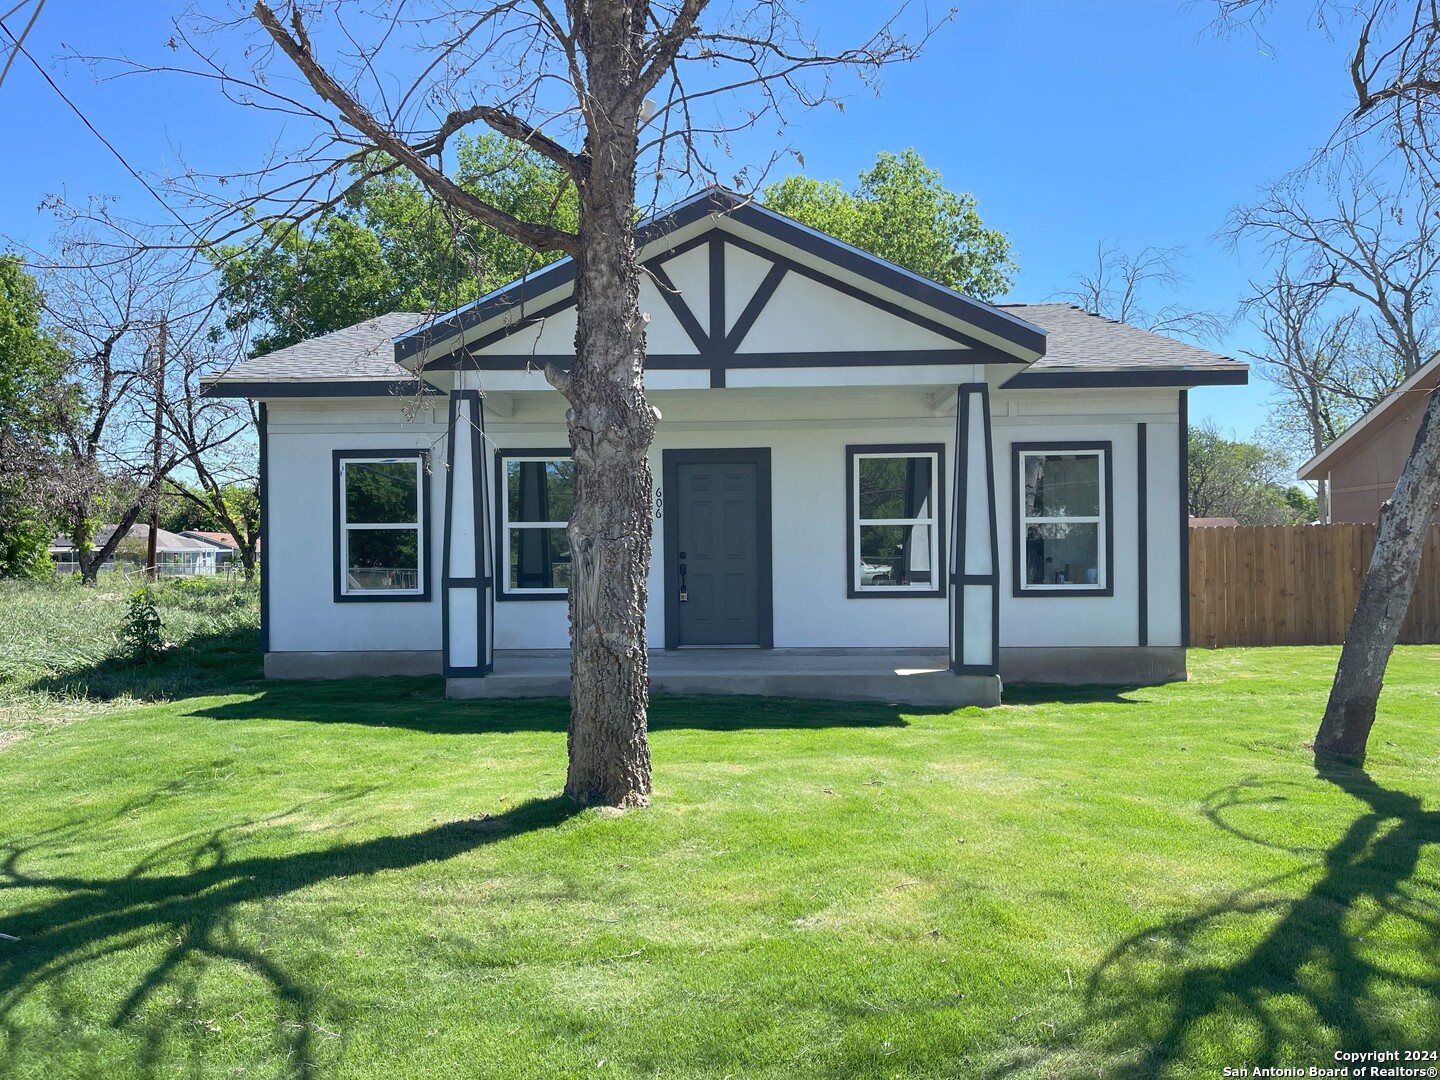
[446,649,1001,709]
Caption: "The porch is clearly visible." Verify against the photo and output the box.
[446,648,1001,709]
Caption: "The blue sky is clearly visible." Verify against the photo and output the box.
[0,1,1360,442]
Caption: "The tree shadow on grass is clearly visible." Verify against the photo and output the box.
[987,764,1440,1077]
[186,682,910,734]
[0,788,582,1079]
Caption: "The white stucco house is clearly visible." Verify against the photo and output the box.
[204,190,1247,707]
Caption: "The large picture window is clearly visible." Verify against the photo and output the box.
[333,451,429,601]
[846,445,945,598]
[499,451,573,598]
[1012,442,1112,596]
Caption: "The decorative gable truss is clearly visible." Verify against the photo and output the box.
[413,230,1035,379]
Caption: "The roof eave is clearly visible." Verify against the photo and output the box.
[1002,365,1249,390]
[200,377,445,399]
[1297,352,1440,480]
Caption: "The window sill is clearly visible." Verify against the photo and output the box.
[1013,585,1115,599]
[847,587,946,600]
[335,591,431,603]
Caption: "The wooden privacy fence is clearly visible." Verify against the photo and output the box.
[1189,523,1440,647]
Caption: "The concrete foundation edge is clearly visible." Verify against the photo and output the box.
[998,646,1186,686]
[264,650,443,680]
[448,671,1001,708]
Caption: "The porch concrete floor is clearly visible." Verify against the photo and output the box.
[447,648,1000,708]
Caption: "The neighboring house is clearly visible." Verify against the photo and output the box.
[1189,517,1240,528]
[1297,353,1440,524]
[203,190,1247,705]
[180,530,261,571]
[50,525,220,577]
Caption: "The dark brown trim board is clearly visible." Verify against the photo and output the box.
[258,402,270,653]
[1179,390,1191,648]
[950,384,1000,676]
[1137,423,1149,647]
[441,391,493,678]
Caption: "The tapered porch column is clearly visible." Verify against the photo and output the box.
[443,380,493,678]
[950,383,1000,675]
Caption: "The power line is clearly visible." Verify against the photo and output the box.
[0,12,194,236]
[0,0,42,91]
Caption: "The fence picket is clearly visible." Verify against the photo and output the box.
[1188,523,1440,647]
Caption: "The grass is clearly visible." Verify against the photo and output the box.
[0,579,1436,1078]
[0,573,260,739]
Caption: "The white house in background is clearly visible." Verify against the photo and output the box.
[49,524,221,577]
[203,190,1247,707]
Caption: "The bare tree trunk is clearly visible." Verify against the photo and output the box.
[1309,389,1329,523]
[1316,385,1440,761]
[147,320,167,581]
[558,6,655,808]
[73,518,100,585]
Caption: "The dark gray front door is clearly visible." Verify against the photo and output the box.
[675,460,760,646]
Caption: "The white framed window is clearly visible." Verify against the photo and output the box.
[846,445,945,597]
[333,451,429,601]
[499,452,573,598]
[1013,443,1112,596]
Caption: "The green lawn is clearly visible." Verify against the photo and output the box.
[0,580,1436,1078]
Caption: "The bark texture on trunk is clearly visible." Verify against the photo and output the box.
[1316,385,1440,761]
[558,3,655,808]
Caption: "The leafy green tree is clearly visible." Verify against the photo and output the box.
[761,149,1016,299]
[1188,423,1309,525]
[1283,484,1318,522]
[158,480,225,534]
[0,255,71,578]
[214,135,579,355]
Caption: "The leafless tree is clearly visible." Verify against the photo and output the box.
[26,215,254,584]
[1215,1,1440,183]
[1232,176,1439,379]
[1242,267,1375,522]
[164,393,262,577]
[100,1,945,807]
[1229,167,1440,761]
[1059,242,1223,342]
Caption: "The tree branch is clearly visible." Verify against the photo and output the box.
[251,1,577,256]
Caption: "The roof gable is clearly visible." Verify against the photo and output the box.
[396,189,1048,372]
[1298,352,1440,480]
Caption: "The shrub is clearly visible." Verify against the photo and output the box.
[121,588,165,662]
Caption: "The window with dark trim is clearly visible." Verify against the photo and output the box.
[846,445,946,598]
[333,450,430,602]
[1012,442,1113,597]
[498,451,572,598]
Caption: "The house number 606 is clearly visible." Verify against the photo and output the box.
[654,488,663,519]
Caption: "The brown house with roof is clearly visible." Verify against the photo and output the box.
[1298,355,1440,524]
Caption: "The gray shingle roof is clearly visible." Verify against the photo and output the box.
[996,303,1243,373]
[49,524,218,553]
[205,313,428,385]
[205,303,1246,389]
